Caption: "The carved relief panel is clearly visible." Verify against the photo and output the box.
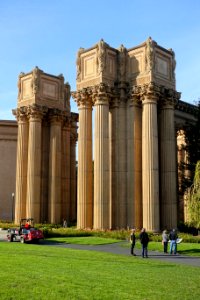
[154,47,175,89]
[126,38,176,89]
[76,40,117,90]
[127,45,148,85]
[17,68,69,110]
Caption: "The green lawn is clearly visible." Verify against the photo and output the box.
[132,241,200,257]
[47,236,122,245]
[47,236,200,257]
[0,242,199,300]
[148,241,200,256]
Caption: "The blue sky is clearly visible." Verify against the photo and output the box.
[0,0,200,119]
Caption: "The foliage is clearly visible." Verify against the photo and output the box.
[185,161,200,228]
[181,100,200,191]
[185,100,200,168]
[0,243,200,300]
[1,222,200,243]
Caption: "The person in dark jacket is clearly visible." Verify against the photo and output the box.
[139,228,149,258]
[130,228,136,256]
[169,229,178,254]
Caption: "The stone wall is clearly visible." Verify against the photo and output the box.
[0,121,17,221]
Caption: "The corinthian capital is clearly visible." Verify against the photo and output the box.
[48,108,64,124]
[141,82,160,99]
[92,83,112,105]
[12,107,28,122]
[27,104,47,121]
[128,85,142,106]
[159,88,181,108]
[72,88,93,108]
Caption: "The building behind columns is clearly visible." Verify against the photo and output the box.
[72,37,198,232]
[12,67,78,224]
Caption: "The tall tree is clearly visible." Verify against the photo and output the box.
[186,161,200,228]
[184,100,200,188]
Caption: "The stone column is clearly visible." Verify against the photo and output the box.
[26,105,43,222]
[159,97,177,229]
[14,108,29,223]
[70,130,77,223]
[93,86,110,229]
[118,97,127,228]
[127,92,142,229]
[40,120,50,223]
[48,111,62,224]
[61,116,71,223]
[76,91,93,228]
[109,97,119,229]
[142,85,160,232]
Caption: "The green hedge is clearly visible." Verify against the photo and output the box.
[1,221,199,243]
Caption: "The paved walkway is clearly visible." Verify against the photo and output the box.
[44,241,200,267]
[1,230,199,267]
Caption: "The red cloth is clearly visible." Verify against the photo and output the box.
[25,223,30,229]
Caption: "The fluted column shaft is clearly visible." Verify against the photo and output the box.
[118,99,127,228]
[94,96,110,229]
[142,95,160,231]
[61,119,71,222]
[160,101,177,229]
[70,128,77,222]
[77,98,93,228]
[48,114,62,224]
[26,110,42,222]
[109,98,119,229]
[127,97,142,229]
[15,111,29,223]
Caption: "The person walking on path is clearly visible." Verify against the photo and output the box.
[169,229,178,255]
[162,229,169,253]
[130,228,136,256]
[139,228,149,258]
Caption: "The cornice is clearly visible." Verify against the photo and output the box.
[175,100,199,116]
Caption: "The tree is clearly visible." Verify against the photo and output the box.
[186,161,200,229]
[185,100,200,175]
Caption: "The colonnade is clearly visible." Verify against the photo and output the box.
[14,105,78,224]
[73,82,179,231]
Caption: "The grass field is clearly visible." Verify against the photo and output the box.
[47,236,122,245]
[0,241,200,300]
[47,236,200,257]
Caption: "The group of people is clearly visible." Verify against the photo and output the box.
[130,228,179,257]
[162,228,178,255]
[130,228,149,258]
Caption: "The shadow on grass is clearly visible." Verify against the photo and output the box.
[178,249,200,255]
